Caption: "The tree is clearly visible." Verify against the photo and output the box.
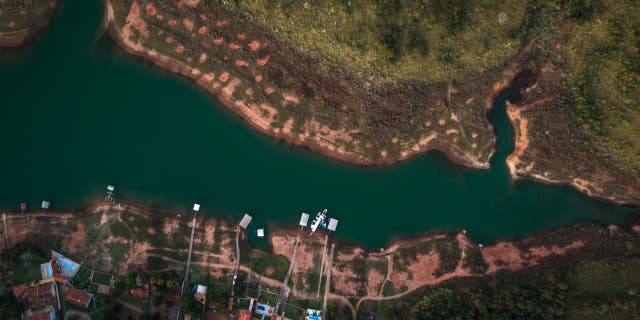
[125,273,137,287]
[411,288,470,320]
[137,313,151,320]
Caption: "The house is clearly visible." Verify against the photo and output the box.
[130,284,150,299]
[193,284,207,304]
[238,310,251,320]
[12,280,57,308]
[305,309,322,320]
[22,305,57,320]
[50,251,80,278]
[166,293,180,303]
[64,288,93,309]
[41,257,69,284]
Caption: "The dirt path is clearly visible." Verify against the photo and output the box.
[64,309,91,320]
[316,234,329,297]
[282,235,300,289]
[118,298,144,314]
[180,214,198,297]
[2,213,8,249]
[322,243,335,315]
[378,254,394,296]
[356,232,471,311]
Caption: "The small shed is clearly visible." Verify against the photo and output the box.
[327,218,339,232]
[238,214,252,229]
[299,213,309,227]
[193,284,207,303]
[65,288,93,309]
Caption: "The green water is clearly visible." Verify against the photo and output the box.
[0,0,637,248]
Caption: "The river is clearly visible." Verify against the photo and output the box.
[0,0,637,248]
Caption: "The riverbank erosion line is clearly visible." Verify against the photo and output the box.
[100,0,497,169]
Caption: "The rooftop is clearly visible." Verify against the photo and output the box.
[12,280,56,307]
[22,305,57,320]
[64,288,93,309]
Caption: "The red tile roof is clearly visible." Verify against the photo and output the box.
[53,273,67,284]
[239,310,251,320]
[130,285,150,299]
[12,281,56,306]
[23,311,55,320]
[64,288,92,309]
[166,293,180,302]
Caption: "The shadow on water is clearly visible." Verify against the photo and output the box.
[0,0,637,248]
[488,88,520,171]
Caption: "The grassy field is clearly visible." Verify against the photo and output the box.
[224,0,526,84]
[0,0,55,31]
[100,0,640,202]
[565,0,640,173]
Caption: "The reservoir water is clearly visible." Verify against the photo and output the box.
[0,0,637,248]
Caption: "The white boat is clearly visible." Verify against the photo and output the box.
[310,209,327,236]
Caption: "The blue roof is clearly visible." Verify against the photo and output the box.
[51,250,80,278]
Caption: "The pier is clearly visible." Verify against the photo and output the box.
[2,213,8,249]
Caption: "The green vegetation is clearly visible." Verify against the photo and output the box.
[462,245,489,274]
[566,0,640,172]
[411,288,470,320]
[360,221,640,319]
[0,0,55,31]
[72,266,93,289]
[0,282,20,319]
[224,0,526,83]
[92,271,113,286]
[244,250,290,281]
[433,239,461,276]
[0,242,45,273]
[395,238,461,276]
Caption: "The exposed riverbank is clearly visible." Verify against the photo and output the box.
[100,0,489,170]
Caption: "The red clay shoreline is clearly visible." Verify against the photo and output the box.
[6,199,633,255]
[99,0,491,170]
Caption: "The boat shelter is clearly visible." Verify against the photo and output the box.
[238,214,252,229]
[328,218,339,232]
[299,213,309,227]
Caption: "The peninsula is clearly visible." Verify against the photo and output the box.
[99,0,639,205]
[0,0,57,47]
